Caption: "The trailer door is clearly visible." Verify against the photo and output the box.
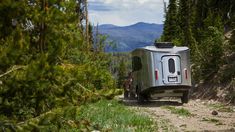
[161,56,182,84]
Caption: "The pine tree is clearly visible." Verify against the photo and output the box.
[0,0,85,120]
[76,0,86,30]
[162,0,179,42]
[178,0,195,47]
[76,0,90,51]
[193,0,208,42]
[85,0,90,49]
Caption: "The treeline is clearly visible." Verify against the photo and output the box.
[161,0,235,82]
[109,52,132,88]
[0,0,118,130]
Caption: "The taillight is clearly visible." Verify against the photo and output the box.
[184,69,188,79]
[155,69,158,80]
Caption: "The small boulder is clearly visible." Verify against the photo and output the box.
[211,110,218,116]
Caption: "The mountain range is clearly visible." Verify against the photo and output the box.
[98,22,163,52]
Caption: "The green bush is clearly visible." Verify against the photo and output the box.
[0,54,116,121]
[0,0,118,130]
[192,26,223,80]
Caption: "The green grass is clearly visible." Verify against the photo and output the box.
[78,99,158,132]
[208,103,234,112]
[162,106,193,117]
[202,117,223,125]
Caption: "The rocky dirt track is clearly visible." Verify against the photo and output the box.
[120,97,235,132]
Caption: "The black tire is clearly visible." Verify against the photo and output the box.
[130,92,136,100]
[124,90,129,99]
[181,91,189,104]
[137,88,144,104]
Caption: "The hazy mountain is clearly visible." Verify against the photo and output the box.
[98,22,163,52]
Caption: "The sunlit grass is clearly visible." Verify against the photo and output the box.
[202,117,223,125]
[79,99,158,132]
[208,103,234,112]
[162,106,193,117]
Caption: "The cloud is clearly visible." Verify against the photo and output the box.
[89,3,113,11]
[88,0,168,26]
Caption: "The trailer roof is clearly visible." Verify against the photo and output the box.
[132,46,189,53]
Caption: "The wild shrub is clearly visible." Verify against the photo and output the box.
[0,0,116,129]
[192,26,223,81]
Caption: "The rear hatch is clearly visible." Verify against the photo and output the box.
[161,55,182,84]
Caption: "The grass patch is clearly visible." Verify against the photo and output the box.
[208,103,234,112]
[79,99,157,132]
[162,106,193,117]
[202,117,223,125]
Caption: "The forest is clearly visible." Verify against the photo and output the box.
[0,0,235,131]
[0,0,124,131]
[161,0,235,102]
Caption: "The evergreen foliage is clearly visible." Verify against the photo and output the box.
[0,0,117,130]
[178,0,194,47]
[162,0,235,81]
[162,0,179,42]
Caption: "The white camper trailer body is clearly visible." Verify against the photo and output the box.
[131,45,191,103]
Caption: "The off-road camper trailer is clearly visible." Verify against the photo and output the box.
[131,42,191,103]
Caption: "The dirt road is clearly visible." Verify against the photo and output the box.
[121,98,235,131]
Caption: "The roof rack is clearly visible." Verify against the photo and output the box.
[154,42,174,48]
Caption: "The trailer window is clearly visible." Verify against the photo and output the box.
[168,58,175,73]
[132,56,142,71]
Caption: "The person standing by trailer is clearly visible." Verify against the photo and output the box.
[131,42,192,103]
[123,72,135,99]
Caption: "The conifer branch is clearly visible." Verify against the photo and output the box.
[76,82,100,96]
[0,66,26,78]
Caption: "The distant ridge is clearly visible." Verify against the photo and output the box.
[98,22,163,52]
[99,24,118,29]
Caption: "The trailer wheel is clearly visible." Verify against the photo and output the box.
[124,90,129,99]
[137,88,144,104]
[181,91,189,104]
[130,92,136,100]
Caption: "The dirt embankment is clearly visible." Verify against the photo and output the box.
[121,98,235,132]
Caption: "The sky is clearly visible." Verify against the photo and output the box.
[88,0,169,26]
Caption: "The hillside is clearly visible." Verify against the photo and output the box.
[98,22,163,52]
